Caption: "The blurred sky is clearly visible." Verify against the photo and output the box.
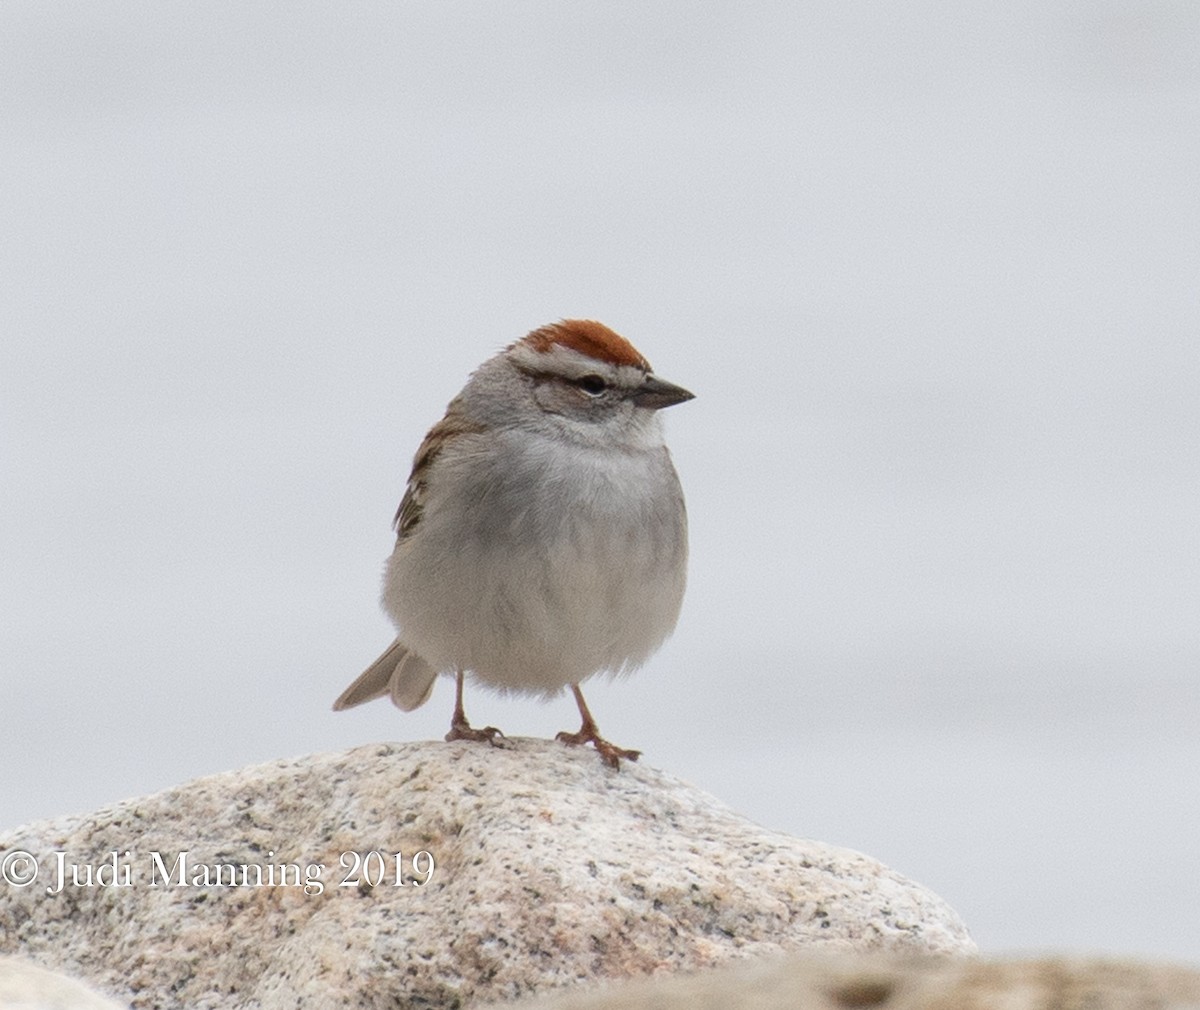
[2,0,1198,962]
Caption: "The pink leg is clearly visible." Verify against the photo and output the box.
[555,684,641,770]
[444,670,505,745]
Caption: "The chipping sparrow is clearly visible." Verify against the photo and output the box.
[333,319,693,768]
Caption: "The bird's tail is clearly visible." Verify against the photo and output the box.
[333,639,438,712]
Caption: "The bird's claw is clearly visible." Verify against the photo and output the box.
[556,728,641,769]
[446,720,507,747]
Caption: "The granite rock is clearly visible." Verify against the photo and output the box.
[479,950,1200,1010]
[0,740,972,1009]
[0,956,129,1010]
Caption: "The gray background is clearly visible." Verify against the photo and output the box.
[3,2,1198,961]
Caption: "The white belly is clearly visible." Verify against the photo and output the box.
[382,433,687,695]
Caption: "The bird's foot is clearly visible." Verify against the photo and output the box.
[555,725,641,770]
[445,719,506,747]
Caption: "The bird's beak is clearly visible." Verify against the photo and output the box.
[631,374,695,410]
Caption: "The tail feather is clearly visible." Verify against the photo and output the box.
[333,640,438,713]
[389,649,438,711]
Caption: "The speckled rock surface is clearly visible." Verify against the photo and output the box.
[0,740,972,1009]
[481,951,1200,1010]
[0,956,129,1010]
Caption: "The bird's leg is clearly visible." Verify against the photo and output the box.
[445,670,505,745]
[555,684,641,769]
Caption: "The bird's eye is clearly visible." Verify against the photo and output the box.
[574,374,608,396]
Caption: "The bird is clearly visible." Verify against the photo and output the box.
[333,319,693,768]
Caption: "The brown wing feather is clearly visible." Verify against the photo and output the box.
[393,397,483,541]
